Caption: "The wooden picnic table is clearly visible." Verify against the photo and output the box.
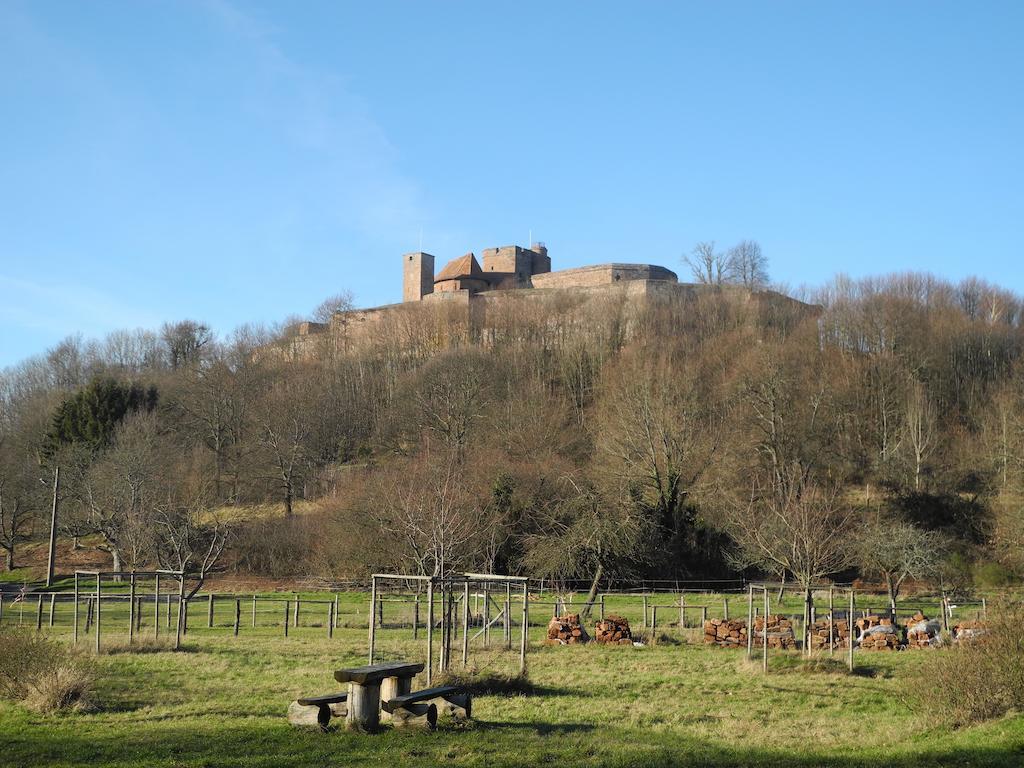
[334,661,424,730]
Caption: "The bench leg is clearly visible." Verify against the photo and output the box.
[427,693,472,722]
[380,676,413,723]
[391,702,437,730]
[288,701,332,730]
[346,682,381,731]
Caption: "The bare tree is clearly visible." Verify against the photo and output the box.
[904,379,938,492]
[68,413,162,573]
[859,518,946,618]
[521,473,647,619]
[726,240,769,289]
[312,291,355,324]
[152,473,230,598]
[161,320,213,370]
[684,241,729,285]
[372,451,480,577]
[724,472,858,626]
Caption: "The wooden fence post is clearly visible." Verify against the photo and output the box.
[208,593,215,628]
[153,574,160,639]
[414,595,420,640]
[426,580,434,686]
[600,594,605,621]
[505,583,512,650]
[73,573,80,643]
[284,601,290,637]
[48,593,56,627]
[128,574,136,644]
[36,594,44,631]
[174,575,184,651]
[234,599,241,637]
[679,594,685,628]
[95,574,102,654]
[294,596,301,629]
[762,587,768,673]
[642,594,648,629]
[367,576,377,664]
[520,582,528,676]
[252,595,257,628]
[848,589,855,673]
[462,581,470,667]
[723,597,729,621]
[746,585,753,659]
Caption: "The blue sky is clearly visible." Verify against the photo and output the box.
[2,1,1023,367]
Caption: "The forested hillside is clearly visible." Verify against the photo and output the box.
[2,273,1023,596]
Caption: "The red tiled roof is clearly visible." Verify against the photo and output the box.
[435,252,483,282]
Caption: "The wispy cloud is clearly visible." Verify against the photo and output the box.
[0,274,161,339]
[200,0,432,241]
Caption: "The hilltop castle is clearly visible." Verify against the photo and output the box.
[281,243,804,357]
[401,243,679,301]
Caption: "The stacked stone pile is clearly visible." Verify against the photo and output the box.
[703,617,747,647]
[753,615,797,649]
[545,613,589,645]
[594,614,633,645]
[808,617,852,649]
[903,612,943,648]
[856,615,902,650]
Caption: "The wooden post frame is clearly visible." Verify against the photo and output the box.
[746,585,753,659]
[128,574,137,643]
[95,573,102,654]
[153,574,160,639]
[762,587,768,673]
[367,576,377,664]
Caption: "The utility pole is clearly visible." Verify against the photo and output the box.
[45,465,60,588]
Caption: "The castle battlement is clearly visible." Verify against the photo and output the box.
[404,243,678,301]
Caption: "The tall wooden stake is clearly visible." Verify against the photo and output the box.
[848,589,855,672]
[95,574,102,654]
[426,580,434,686]
[45,465,59,588]
[153,573,160,639]
[128,573,136,644]
[367,576,377,663]
[73,573,79,643]
[519,582,528,676]
[762,587,768,673]
[746,585,753,659]
[462,581,470,666]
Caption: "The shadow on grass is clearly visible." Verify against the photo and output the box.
[437,670,588,698]
[3,718,1023,768]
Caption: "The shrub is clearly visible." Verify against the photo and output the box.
[913,599,1024,726]
[0,629,94,713]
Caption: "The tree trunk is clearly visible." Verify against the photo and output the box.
[4,547,14,571]
[886,575,898,622]
[578,563,604,621]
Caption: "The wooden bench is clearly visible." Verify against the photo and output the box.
[383,684,472,726]
[334,662,425,731]
[287,692,348,730]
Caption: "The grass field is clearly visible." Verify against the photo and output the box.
[2,588,1022,767]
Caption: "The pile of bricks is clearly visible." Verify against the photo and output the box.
[904,612,942,648]
[753,615,797,649]
[808,617,852,649]
[545,613,589,645]
[952,620,988,644]
[594,614,633,645]
[703,617,748,647]
[856,615,902,650]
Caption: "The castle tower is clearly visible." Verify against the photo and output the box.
[403,251,435,302]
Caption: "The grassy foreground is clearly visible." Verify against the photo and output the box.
[2,610,1023,768]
